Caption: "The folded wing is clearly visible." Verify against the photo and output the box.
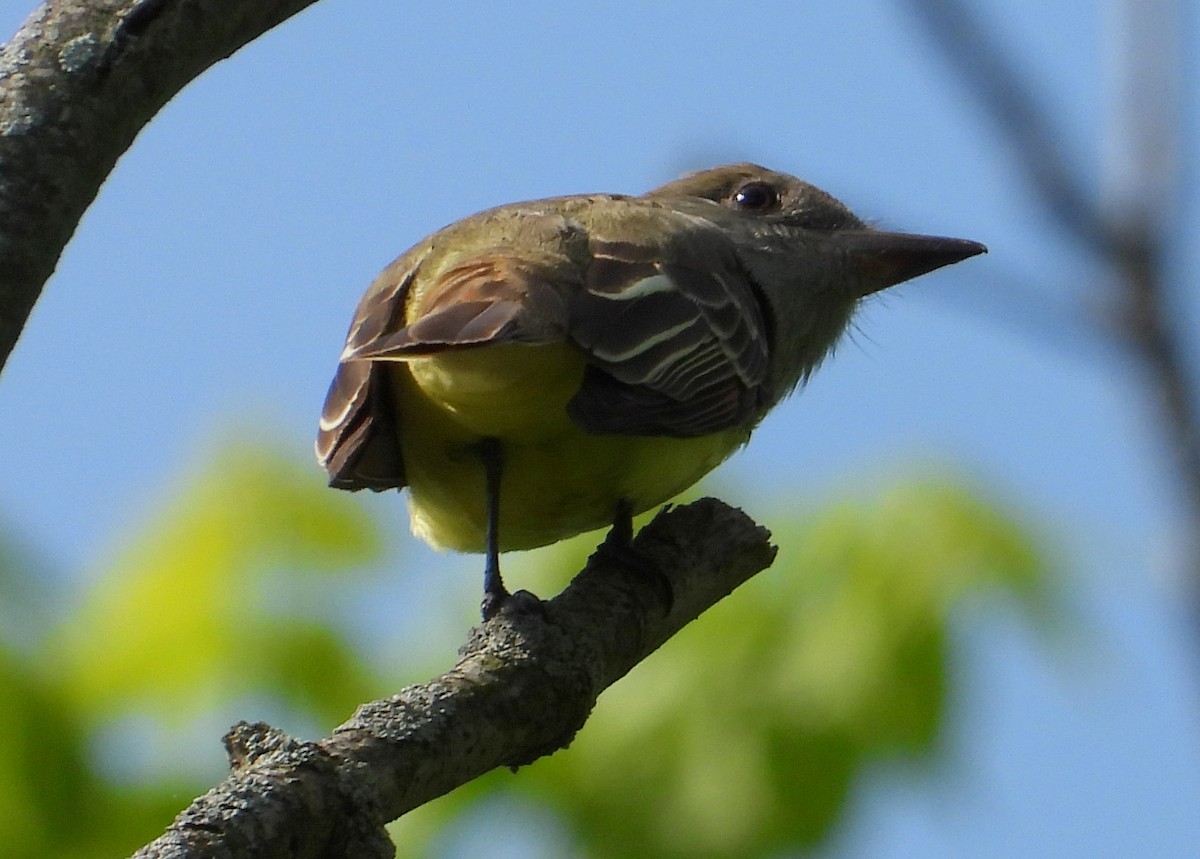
[567,232,769,437]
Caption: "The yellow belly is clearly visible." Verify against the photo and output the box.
[391,343,748,552]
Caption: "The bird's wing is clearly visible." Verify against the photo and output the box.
[565,228,770,437]
[316,250,427,491]
[342,252,572,358]
[317,213,577,491]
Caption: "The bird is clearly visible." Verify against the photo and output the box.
[316,163,986,619]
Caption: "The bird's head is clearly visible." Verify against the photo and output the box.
[644,163,986,401]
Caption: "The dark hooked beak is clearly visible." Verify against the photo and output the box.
[829,230,987,297]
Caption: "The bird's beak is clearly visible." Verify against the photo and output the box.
[828,230,987,297]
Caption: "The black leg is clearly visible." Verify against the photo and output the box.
[478,436,509,620]
[604,497,635,551]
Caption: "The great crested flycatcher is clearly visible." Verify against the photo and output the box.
[317,163,985,618]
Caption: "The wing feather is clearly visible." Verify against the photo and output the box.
[315,250,426,490]
[316,359,404,490]
[317,233,576,489]
[345,254,572,359]
[566,232,769,437]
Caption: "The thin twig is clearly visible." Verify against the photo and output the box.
[899,0,1200,602]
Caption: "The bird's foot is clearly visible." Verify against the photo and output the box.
[594,518,673,613]
[481,587,543,622]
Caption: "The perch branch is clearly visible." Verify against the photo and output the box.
[131,498,778,859]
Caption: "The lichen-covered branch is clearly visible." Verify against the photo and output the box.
[130,499,777,859]
[0,0,319,374]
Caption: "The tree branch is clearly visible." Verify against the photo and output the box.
[130,498,777,859]
[900,0,1200,590]
[0,0,319,375]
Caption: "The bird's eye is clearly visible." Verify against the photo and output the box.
[731,181,779,212]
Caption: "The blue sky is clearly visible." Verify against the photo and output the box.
[2,1,1199,855]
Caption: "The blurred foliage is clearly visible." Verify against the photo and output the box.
[55,442,383,727]
[0,441,1049,858]
[498,479,1047,858]
[0,440,385,857]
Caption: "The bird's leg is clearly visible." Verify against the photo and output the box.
[604,497,636,552]
[478,436,509,620]
[596,498,673,612]
[476,437,541,621]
